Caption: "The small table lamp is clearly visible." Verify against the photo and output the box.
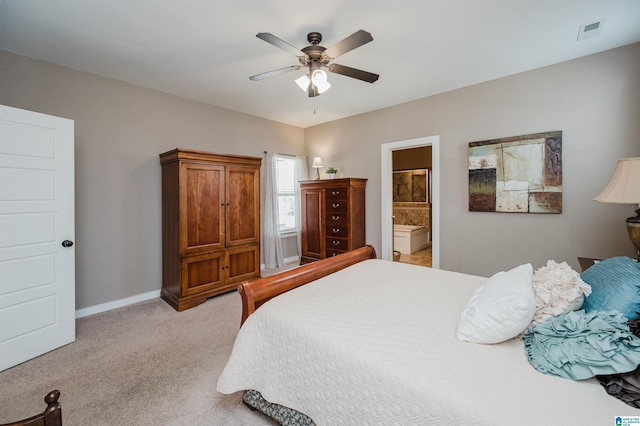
[594,157,640,260]
[312,157,322,180]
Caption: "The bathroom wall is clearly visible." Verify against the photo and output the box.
[393,203,430,230]
[392,146,432,230]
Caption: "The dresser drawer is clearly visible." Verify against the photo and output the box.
[326,225,348,238]
[326,248,347,258]
[326,237,348,252]
[326,188,348,201]
[326,199,348,213]
[326,213,348,226]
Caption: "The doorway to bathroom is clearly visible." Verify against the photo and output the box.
[392,156,432,267]
[380,136,439,268]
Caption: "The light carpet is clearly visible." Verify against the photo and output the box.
[0,292,276,425]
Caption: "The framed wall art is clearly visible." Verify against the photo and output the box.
[468,131,562,213]
[393,169,429,203]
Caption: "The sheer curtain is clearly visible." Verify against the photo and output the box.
[263,153,284,270]
[295,156,309,257]
[262,154,309,270]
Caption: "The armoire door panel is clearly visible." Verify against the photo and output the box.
[181,252,225,297]
[228,245,260,284]
[226,166,260,247]
[182,163,225,253]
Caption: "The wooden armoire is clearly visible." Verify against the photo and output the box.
[300,178,367,264]
[159,148,261,311]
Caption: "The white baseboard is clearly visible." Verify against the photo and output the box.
[284,255,300,264]
[75,289,161,319]
[76,255,301,318]
[260,255,300,271]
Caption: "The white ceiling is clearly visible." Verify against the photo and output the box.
[1,1,639,128]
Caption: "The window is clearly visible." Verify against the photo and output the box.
[274,155,298,232]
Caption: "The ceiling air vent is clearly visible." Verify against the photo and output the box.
[577,19,604,41]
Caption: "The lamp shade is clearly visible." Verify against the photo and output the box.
[295,71,331,96]
[312,157,323,180]
[295,74,310,92]
[594,157,640,204]
[311,70,331,94]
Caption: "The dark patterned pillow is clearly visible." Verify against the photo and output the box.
[597,314,640,409]
[243,389,315,425]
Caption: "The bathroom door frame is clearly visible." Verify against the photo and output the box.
[380,135,440,268]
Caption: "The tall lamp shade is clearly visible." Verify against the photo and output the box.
[312,157,323,180]
[594,157,640,259]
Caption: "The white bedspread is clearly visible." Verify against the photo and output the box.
[217,259,634,425]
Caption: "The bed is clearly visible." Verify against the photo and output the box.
[217,246,637,425]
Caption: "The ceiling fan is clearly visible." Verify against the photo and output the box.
[250,30,379,97]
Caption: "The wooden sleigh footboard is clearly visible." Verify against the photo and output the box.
[238,245,377,324]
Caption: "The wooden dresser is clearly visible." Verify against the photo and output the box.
[159,148,261,311]
[300,178,367,264]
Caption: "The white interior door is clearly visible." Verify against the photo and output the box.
[0,105,75,371]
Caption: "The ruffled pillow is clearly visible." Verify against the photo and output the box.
[529,260,591,328]
[524,310,640,380]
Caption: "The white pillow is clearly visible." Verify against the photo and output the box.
[457,263,536,344]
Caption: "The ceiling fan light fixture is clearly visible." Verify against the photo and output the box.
[295,74,311,92]
[311,69,331,94]
[295,70,330,95]
[252,30,378,94]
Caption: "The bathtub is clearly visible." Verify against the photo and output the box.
[393,224,430,255]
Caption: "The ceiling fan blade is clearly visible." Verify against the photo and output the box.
[250,65,301,81]
[256,33,305,57]
[327,63,379,83]
[323,30,373,59]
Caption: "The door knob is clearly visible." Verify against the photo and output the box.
[62,240,74,248]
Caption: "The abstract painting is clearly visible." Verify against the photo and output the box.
[468,131,562,213]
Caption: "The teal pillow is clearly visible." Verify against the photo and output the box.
[581,256,640,319]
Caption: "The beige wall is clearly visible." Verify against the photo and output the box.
[2,44,639,310]
[0,50,305,309]
[305,43,640,276]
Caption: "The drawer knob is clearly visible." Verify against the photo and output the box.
[332,228,340,234]
[332,203,340,208]
[331,190,340,195]
[332,241,341,246]
[332,215,340,221]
